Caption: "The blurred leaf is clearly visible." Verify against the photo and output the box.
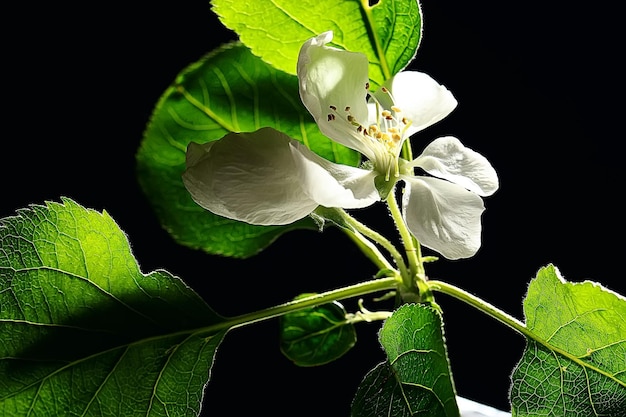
[510,264,626,416]
[137,42,359,258]
[280,293,356,366]
[352,303,458,417]
[0,198,227,416]
[211,0,422,88]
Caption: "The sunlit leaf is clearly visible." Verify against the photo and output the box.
[137,42,359,258]
[280,293,356,366]
[351,303,458,417]
[0,198,227,416]
[211,0,422,88]
[510,264,626,416]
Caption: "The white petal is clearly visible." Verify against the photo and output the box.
[182,128,318,225]
[410,136,499,196]
[457,397,511,417]
[402,176,485,260]
[297,31,375,159]
[290,141,379,208]
[373,71,457,137]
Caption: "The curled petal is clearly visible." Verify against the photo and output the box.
[409,136,499,196]
[372,71,457,137]
[402,176,486,260]
[297,31,375,159]
[290,141,379,208]
[182,128,319,225]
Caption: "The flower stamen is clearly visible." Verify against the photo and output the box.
[324,83,413,182]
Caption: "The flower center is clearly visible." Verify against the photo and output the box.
[327,84,413,182]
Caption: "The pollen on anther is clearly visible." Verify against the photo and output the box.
[391,106,402,113]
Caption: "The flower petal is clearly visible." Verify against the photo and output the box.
[457,396,511,416]
[372,71,457,137]
[297,31,375,159]
[410,136,499,196]
[182,128,319,225]
[402,176,486,260]
[290,141,379,208]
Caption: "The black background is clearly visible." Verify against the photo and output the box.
[4,1,624,415]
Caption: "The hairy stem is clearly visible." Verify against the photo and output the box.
[427,280,527,336]
[385,192,423,283]
[339,209,409,279]
[201,277,399,334]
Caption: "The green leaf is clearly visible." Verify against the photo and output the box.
[510,264,626,416]
[0,198,227,416]
[137,42,359,258]
[280,293,356,366]
[211,0,422,88]
[352,303,458,417]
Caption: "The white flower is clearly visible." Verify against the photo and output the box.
[182,127,378,226]
[182,31,499,260]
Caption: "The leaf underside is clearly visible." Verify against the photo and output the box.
[280,294,357,366]
[510,264,626,416]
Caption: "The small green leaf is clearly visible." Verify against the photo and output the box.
[510,264,626,416]
[137,42,359,258]
[352,303,458,417]
[0,198,227,416]
[211,0,422,88]
[280,293,356,366]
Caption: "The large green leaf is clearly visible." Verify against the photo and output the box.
[211,0,422,88]
[510,264,626,416]
[351,304,458,417]
[137,42,359,258]
[280,293,357,366]
[0,198,227,416]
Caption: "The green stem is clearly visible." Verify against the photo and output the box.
[428,279,626,386]
[385,192,422,283]
[427,280,528,336]
[339,209,409,279]
[201,277,399,334]
[342,228,395,272]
